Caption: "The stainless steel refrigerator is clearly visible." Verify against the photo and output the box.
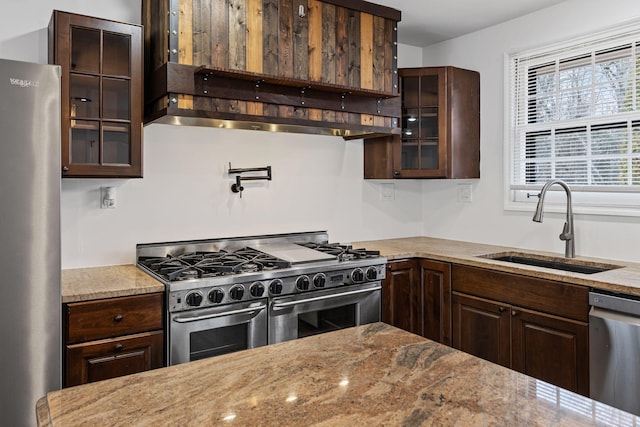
[0,58,61,426]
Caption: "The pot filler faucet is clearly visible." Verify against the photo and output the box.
[532,179,575,258]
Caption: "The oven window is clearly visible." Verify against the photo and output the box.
[298,304,356,339]
[189,324,248,361]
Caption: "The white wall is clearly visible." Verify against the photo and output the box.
[1,0,423,268]
[420,0,640,263]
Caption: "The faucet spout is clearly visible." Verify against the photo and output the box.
[531,179,575,258]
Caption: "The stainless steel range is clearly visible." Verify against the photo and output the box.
[136,231,386,365]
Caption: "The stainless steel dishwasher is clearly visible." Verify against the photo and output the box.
[589,291,640,416]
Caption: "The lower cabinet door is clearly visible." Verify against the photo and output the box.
[66,330,164,387]
[511,307,589,396]
[419,259,451,345]
[382,259,421,335]
[452,292,510,368]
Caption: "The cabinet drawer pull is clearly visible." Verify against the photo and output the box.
[114,314,124,323]
[114,343,123,352]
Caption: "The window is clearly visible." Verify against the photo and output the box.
[505,20,640,216]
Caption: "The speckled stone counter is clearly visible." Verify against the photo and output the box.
[62,265,164,303]
[36,323,637,426]
[352,236,640,296]
[62,237,640,302]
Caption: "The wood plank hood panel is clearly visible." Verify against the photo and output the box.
[142,0,401,138]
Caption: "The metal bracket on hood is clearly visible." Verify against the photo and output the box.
[228,163,272,198]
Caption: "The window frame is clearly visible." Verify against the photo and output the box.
[504,19,640,217]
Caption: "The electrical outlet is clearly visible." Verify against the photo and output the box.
[457,183,473,203]
[380,183,395,201]
[101,187,116,209]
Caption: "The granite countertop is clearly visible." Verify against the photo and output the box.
[62,264,164,303]
[63,236,640,302]
[352,236,640,296]
[36,323,638,426]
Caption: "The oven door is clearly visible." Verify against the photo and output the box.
[269,282,381,344]
[169,300,267,365]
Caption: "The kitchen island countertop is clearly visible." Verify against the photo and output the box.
[36,322,638,426]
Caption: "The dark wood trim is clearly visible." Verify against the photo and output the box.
[152,63,400,116]
[194,65,399,98]
[320,0,401,21]
[52,9,143,28]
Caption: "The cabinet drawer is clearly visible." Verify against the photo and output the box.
[65,330,164,387]
[66,293,163,343]
[452,265,588,321]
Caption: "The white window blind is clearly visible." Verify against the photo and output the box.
[506,20,640,215]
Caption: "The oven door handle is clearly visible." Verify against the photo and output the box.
[271,285,381,309]
[173,304,267,323]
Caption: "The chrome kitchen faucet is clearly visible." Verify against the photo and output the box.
[532,179,575,258]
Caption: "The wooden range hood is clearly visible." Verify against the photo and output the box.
[142,0,401,139]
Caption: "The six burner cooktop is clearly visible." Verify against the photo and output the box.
[138,243,381,282]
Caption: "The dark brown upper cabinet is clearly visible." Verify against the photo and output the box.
[364,66,480,179]
[49,11,143,178]
[142,0,401,139]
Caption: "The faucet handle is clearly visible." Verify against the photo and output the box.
[559,222,573,241]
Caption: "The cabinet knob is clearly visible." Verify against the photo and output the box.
[393,170,401,177]
[62,166,69,172]
[114,343,123,352]
[498,307,506,313]
[114,314,124,323]
[511,310,519,317]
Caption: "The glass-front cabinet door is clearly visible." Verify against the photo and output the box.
[49,11,142,178]
[393,68,447,178]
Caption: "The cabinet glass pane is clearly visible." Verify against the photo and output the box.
[401,142,419,169]
[402,76,419,106]
[421,75,439,106]
[103,78,130,120]
[421,142,439,169]
[71,120,100,164]
[402,108,419,137]
[421,107,438,138]
[103,123,130,165]
[71,27,100,73]
[103,32,131,76]
[70,74,99,118]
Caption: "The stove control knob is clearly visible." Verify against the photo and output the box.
[351,268,365,283]
[229,285,245,301]
[250,282,265,297]
[185,291,203,307]
[269,279,283,295]
[313,273,326,288]
[365,267,378,281]
[296,275,310,291]
[208,289,224,304]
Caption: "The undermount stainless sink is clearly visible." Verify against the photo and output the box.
[478,252,623,275]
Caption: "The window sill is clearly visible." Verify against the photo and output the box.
[504,198,640,217]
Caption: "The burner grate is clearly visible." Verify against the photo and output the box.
[297,242,381,262]
[139,248,291,281]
